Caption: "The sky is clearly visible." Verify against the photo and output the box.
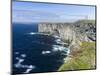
[12,1,96,23]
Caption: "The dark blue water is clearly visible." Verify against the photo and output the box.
[12,23,69,74]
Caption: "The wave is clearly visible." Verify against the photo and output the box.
[14,52,36,73]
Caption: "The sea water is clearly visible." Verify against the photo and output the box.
[12,23,70,74]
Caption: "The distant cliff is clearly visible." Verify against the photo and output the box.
[38,20,96,48]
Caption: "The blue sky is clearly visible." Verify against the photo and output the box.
[12,1,95,23]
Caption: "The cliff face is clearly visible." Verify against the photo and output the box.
[38,20,96,48]
[38,23,75,41]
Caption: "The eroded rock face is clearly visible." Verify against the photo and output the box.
[74,20,96,42]
[38,23,75,41]
[38,20,96,48]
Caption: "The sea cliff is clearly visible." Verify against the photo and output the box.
[38,20,96,71]
[38,20,96,49]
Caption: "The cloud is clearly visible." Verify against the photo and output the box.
[12,1,95,23]
[12,10,62,23]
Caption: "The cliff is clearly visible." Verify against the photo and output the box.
[38,20,96,71]
[38,23,75,41]
[38,20,96,48]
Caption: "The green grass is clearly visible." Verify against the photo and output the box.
[75,20,96,25]
[58,42,96,71]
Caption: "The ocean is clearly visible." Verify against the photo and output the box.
[12,23,69,74]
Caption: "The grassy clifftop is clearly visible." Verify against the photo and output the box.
[58,42,96,71]
[75,20,96,25]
